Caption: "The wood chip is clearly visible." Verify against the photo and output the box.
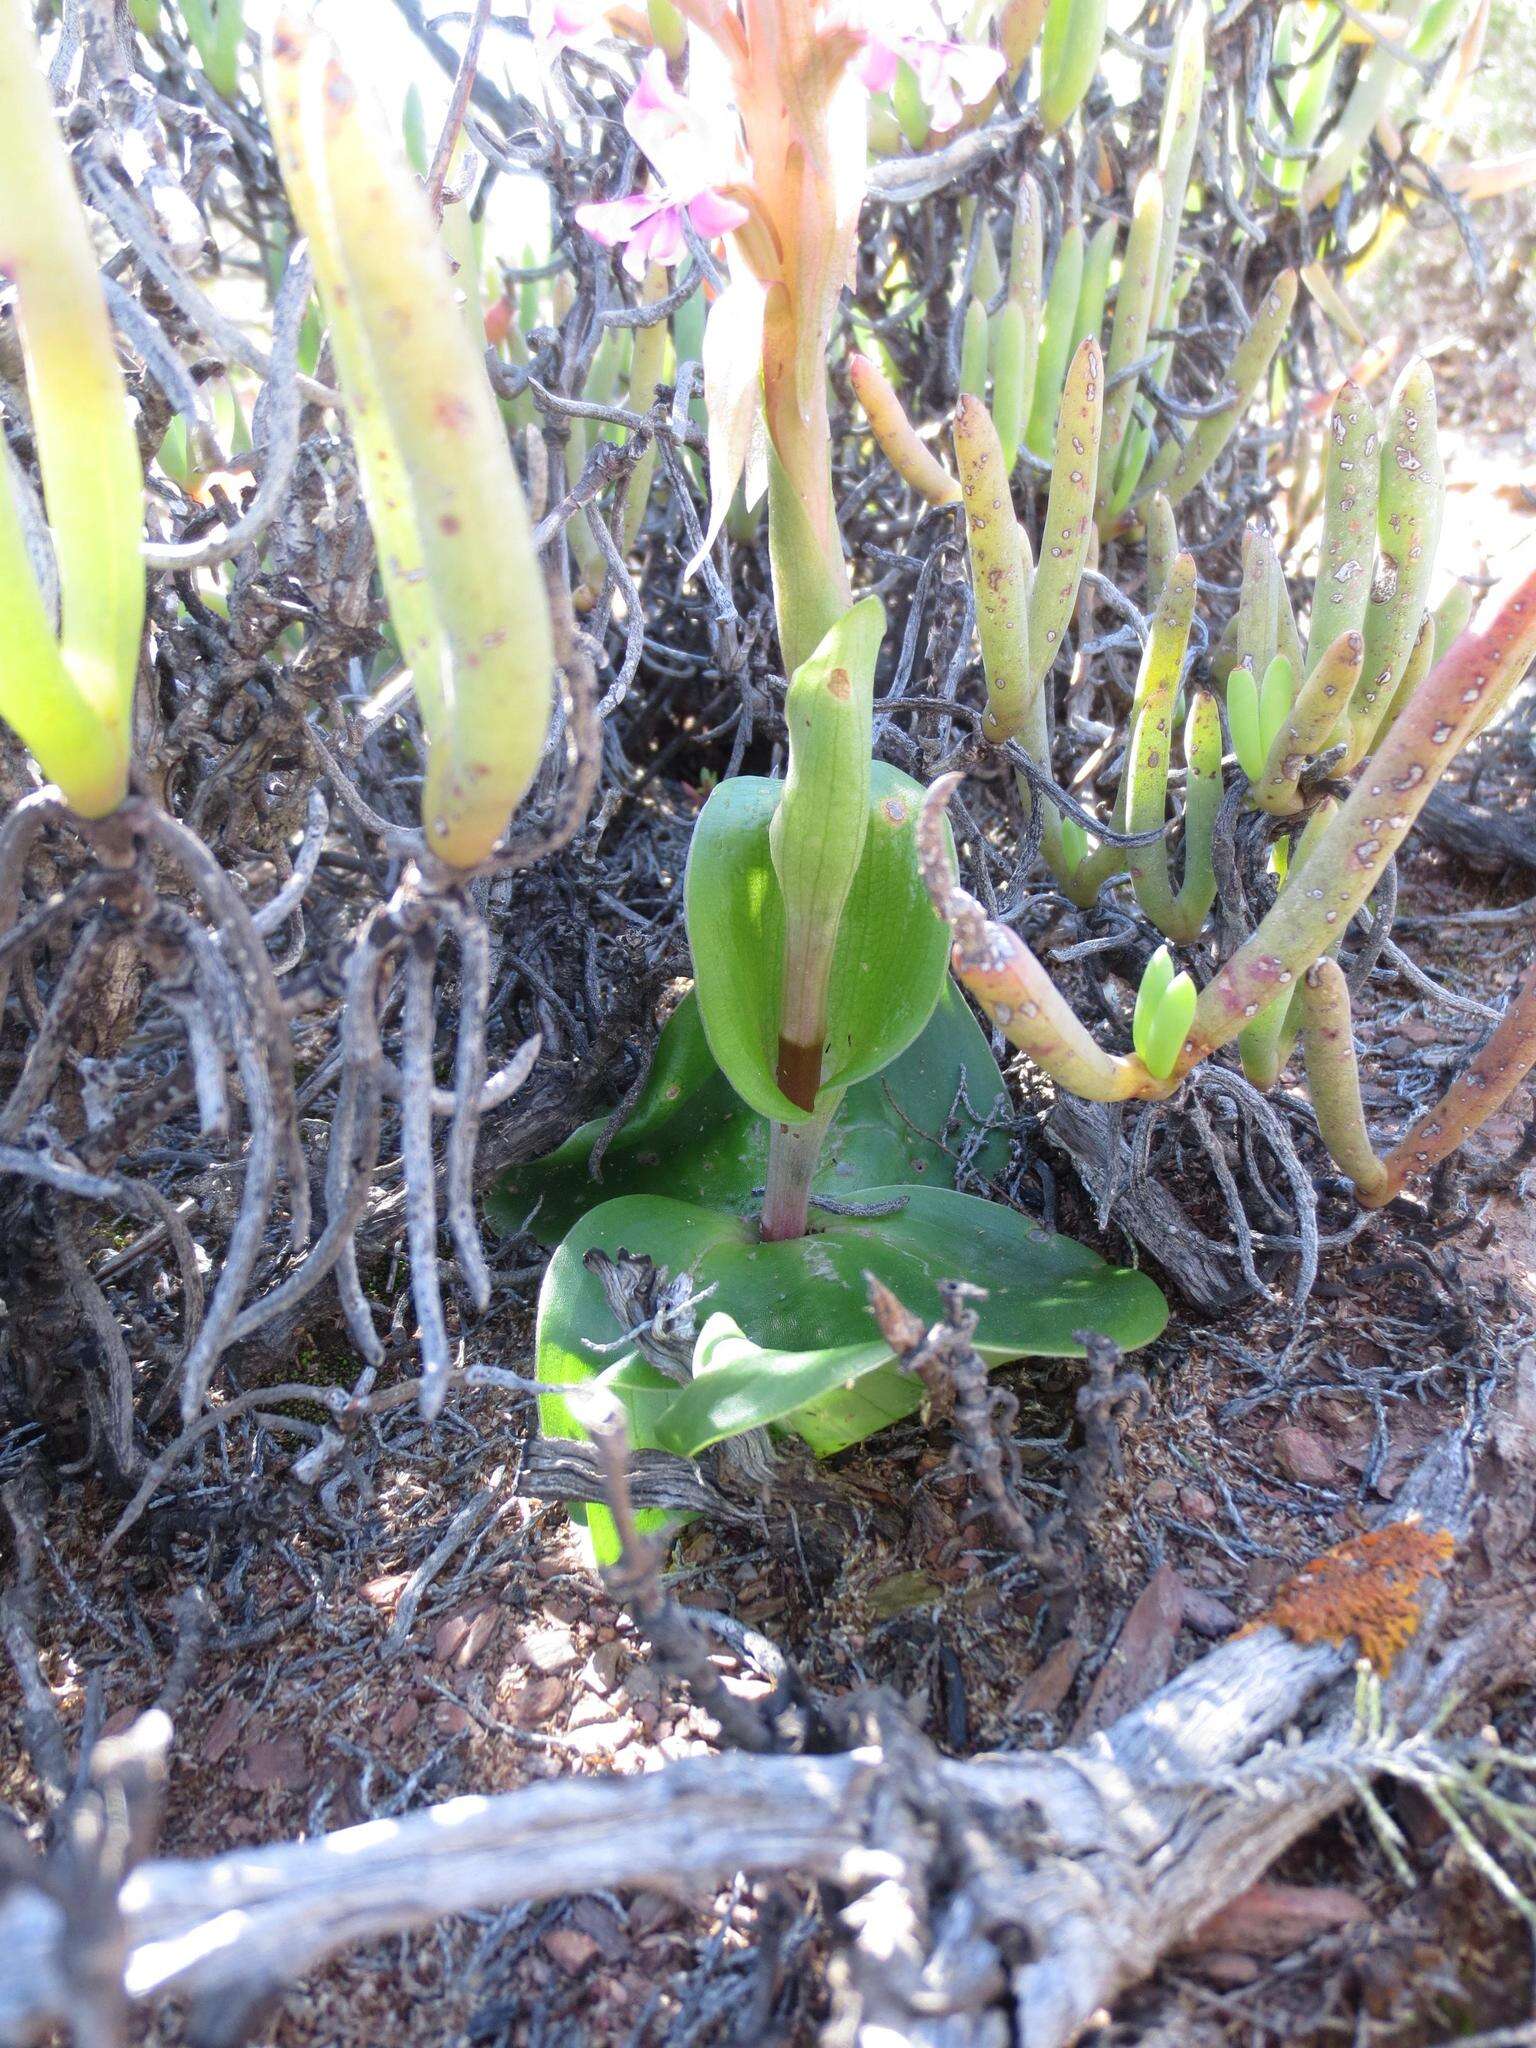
[541,1928,600,1974]
[1073,1566,1186,1737]
[1274,1424,1342,1488]
[1011,1635,1083,1717]
[202,1696,244,1766]
[517,1624,580,1675]
[237,1734,307,1793]
[1182,1882,1370,1957]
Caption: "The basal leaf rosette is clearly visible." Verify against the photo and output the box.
[536,1183,1168,1559]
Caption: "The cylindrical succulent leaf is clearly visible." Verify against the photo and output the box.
[1177,687,1223,939]
[1298,959,1391,1202]
[1072,219,1118,355]
[1371,957,1536,1206]
[1137,271,1298,508]
[850,353,961,507]
[1375,608,1436,741]
[1252,629,1364,815]
[1226,664,1264,782]
[620,266,672,539]
[1039,0,1109,134]
[1144,492,1178,605]
[1271,552,1305,687]
[1150,0,1206,332]
[1133,946,1178,1054]
[1028,336,1103,688]
[1000,0,1050,77]
[1234,519,1279,678]
[989,301,1029,474]
[1259,654,1296,762]
[648,0,688,60]
[959,295,990,400]
[1187,561,1536,1066]
[1305,380,1379,670]
[953,394,1035,744]
[1124,553,1198,936]
[1139,967,1197,1082]
[1025,222,1085,459]
[1005,176,1043,442]
[1301,0,1435,211]
[1346,358,1444,764]
[0,0,145,817]
[1097,171,1163,523]
[973,221,1004,306]
[264,16,553,869]
[919,776,1166,1100]
[1238,799,1337,1086]
[1432,577,1477,662]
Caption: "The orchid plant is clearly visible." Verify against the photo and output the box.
[511,0,1170,1553]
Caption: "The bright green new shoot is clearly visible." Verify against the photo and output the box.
[0,0,145,818]
[1133,947,1196,1081]
[1228,654,1294,781]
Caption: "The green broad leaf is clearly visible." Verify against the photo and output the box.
[1226,662,1264,780]
[536,1183,1168,1468]
[489,979,1012,1246]
[685,762,952,1126]
[657,1312,896,1458]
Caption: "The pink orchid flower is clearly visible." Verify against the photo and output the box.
[576,185,749,279]
[576,51,748,277]
[854,6,1004,132]
[530,0,610,59]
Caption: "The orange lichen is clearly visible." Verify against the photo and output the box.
[1242,1518,1455,1674]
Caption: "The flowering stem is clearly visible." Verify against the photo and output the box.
[763,288,850,675]
[761,1093,840,1241]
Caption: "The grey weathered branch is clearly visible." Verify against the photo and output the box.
[1,1441,1496,2048]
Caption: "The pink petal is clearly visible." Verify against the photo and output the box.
[855,36,902,94]
[906,36,1004,131]
[687,187,750,239]
[938,40,1006,102]
[532,0,607,53]
[629,202,689,272]
[624,48,691,149]
[573,191,659,248]
[621,46,731,194]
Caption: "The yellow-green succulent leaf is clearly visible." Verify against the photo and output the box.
[264,16,553,869]
[0,0,145,814]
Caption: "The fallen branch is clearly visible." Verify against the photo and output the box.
[2,1440,1502,2048]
